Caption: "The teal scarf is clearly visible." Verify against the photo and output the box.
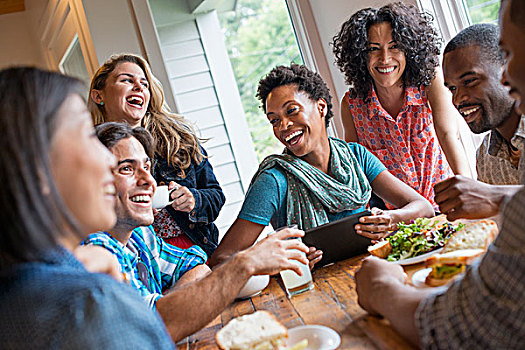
[251,137,372,229]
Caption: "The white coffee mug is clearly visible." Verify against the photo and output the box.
[152,185,175,209]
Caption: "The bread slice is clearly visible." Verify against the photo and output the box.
[442,220,497,253]
[367,240,392,258]
[216,311,288,350]
[424,249,485,267]
[424,249,484,287]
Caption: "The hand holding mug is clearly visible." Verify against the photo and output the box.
[152,184,176,209]
[152,181,195,213]
[168,181,195,213]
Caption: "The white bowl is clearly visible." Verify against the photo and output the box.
[286,325,341,350]
[236,275,270,299]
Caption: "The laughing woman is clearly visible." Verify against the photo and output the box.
[89,54,225,256]
[0,67,173,348]
[210,64,433,267]
[332,2,472,209]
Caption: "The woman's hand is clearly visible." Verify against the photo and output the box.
[355,208,397,240]
[169,181,196,213]
[74,246,123,282]
[306,246,323,270]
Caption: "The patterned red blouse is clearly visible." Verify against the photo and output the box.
[345,85,453,209]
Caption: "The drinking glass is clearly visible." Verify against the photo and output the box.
[273,225,314,297]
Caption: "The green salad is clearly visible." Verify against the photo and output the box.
[386,218,464,262]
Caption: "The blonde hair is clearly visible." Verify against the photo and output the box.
[88,53,203,177]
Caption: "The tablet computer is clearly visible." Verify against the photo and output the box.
[303,210,372,267]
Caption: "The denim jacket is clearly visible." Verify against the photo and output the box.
[153,145,225,256]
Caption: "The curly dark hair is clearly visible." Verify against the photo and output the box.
[256,64,333,127]
[332,2,442,99]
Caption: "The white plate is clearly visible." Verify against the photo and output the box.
[411,267,462,289]
[390,248,443,265]
[411,268,432,288]
[286,325,340,350]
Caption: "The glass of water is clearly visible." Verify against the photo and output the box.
[273,225,314,297]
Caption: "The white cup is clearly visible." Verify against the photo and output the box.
[152,185,175,209]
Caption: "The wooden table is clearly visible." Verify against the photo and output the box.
[178,255,424,349]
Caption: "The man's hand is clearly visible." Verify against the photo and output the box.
[355,208,396,240]
[355,256,407,315]
[169,181,195,213]
[74,246,123,282]
[434,175,505,220]
[356,256,432,348]
[241,227,309,276]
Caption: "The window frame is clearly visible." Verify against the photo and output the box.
[417,0,471,42]
[285,0,345,138]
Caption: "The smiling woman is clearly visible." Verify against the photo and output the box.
[89,53,225,256]
[210,64,433,269]
[0,67,173,348]
[332,2,473,209]
[91,61,151,127]
[50,94,118,236]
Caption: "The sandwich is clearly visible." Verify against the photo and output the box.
[216,311,288,350]
[424,249,484,287]
[441,219,497,253]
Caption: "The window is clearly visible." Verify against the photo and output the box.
[59,36,90,86]
[463,0,500,24]
[219,0,303,161]
[417,0,501,43]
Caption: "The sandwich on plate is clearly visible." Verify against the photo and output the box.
[368,217,498,263]
[420,219,498,287]
[424,249,484,287]
[216,311,289,350]
[441,219,498,253]
[367,215,463,261]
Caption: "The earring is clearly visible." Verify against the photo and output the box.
[100,101,104,106]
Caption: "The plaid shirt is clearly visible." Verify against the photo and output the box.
[477,115,525,185]
[84,225,207,309]
[416,187,525,349]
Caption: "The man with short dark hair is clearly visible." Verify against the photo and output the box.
[353,2,525,348]
[84,122,210,308]
[444,23,523,183]
[84,122,310,342]
[434,23,523,220]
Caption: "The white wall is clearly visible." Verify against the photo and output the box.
[148,2,259,237]
[0,8,46,69]
[81,0,144,64]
